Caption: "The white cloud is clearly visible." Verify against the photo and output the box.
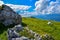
[34,0,60,14]
[0,1,4,6]
[47,1,60,14]
[0,0,60,17]
[34,0,50,14]
[0,1,32,17]
[6,4,31,11]
[0,1,31,11]
[18,0,60,17]
[20,11,39,17]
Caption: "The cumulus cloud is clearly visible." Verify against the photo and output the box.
[0,0,32,16]
[47,1,60,14]
[0,0,31,11]
[34,0,50,14]
[6,4,31,11]
[19,0,60,16]
[19,0,60,17]
[0,0,60,17]
[34,0,60,14]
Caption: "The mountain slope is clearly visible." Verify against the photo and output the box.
[22,17,60,40]
[0,17,60,40]
[34,14,60,22]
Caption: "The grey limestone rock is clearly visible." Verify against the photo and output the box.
[0,4,22,26]
[14,24,23,32]
[12,36,29,40]
[7,28,20,40]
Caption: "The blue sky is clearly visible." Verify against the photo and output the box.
[3,0,56,11]
[3,0,38,6]
[3,0,38,11]
[0,0,60,17]
[3,0,56,5]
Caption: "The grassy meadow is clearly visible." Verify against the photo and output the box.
[0,17,60,40]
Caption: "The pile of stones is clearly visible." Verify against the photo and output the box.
[7,28,20,40]
[25,27,54,40]
[7,24,28,40]
[25,27,42,40]
[7,25,54,40]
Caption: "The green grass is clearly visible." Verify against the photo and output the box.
[0,23,15,40]
[22,17,60,40]
[0,6,3,10]
[0,17,60,40]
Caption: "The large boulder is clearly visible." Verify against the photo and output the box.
[0,4,22,26]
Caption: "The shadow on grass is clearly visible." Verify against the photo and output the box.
[0,22,27,34]
[0,23,15,34]
[21,22,27,27]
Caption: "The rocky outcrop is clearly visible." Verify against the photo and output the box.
[0,5,22,26]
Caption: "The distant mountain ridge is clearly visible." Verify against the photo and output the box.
[34,14,60,22]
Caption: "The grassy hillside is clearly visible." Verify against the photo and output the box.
[22,17,60,40]
[0,17,60,40]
